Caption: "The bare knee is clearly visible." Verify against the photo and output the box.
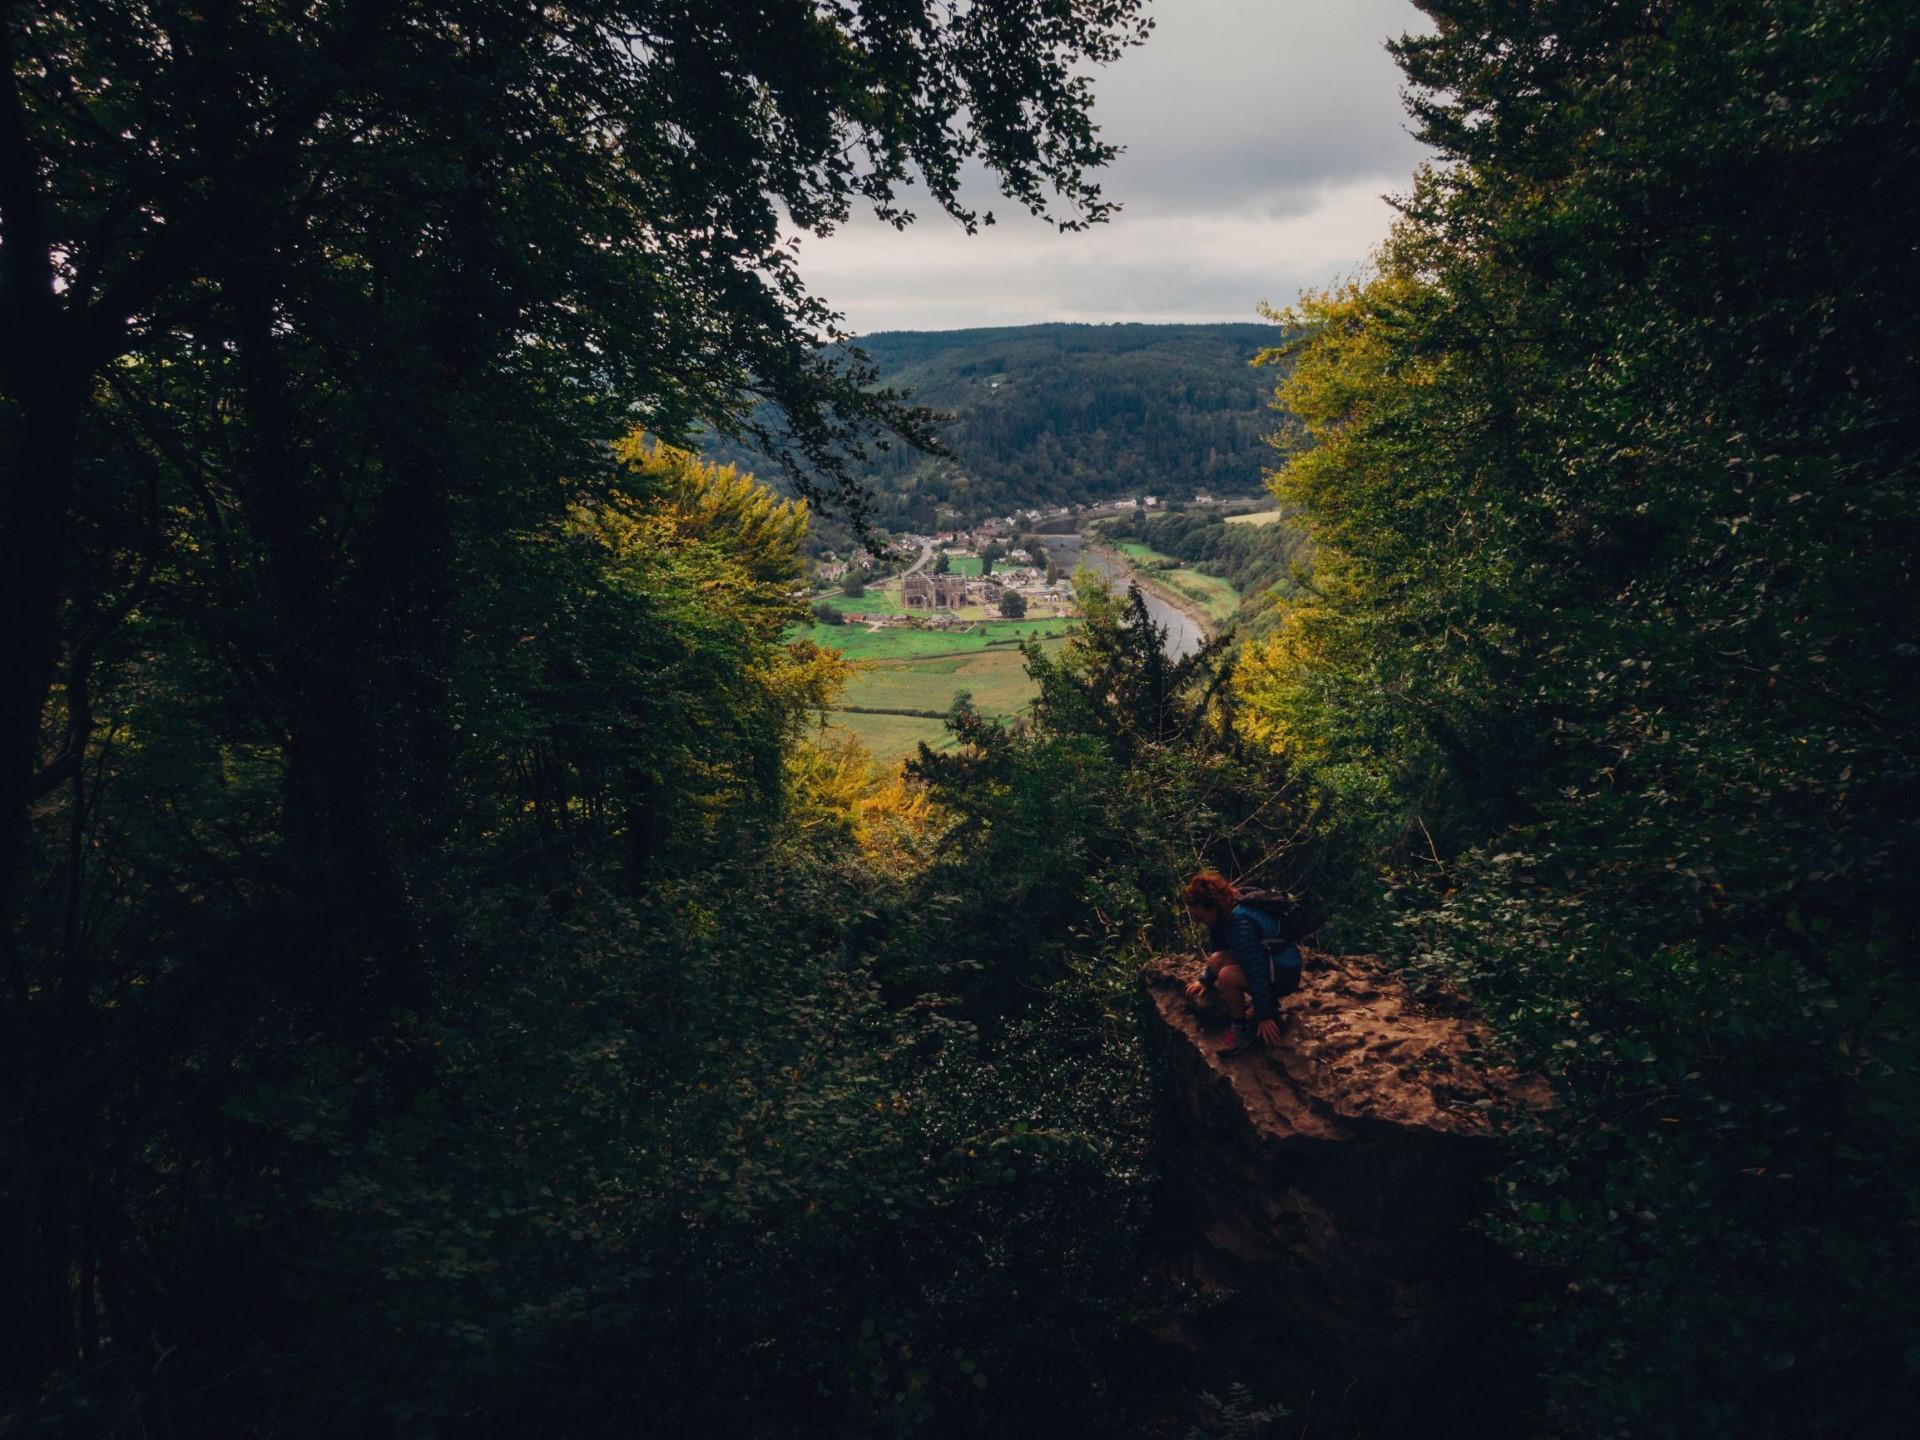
[1215,963,1251,1017]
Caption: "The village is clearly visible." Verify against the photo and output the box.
[807,492,1228,630]
[812,524,1082,630]
[795,494,1267,763]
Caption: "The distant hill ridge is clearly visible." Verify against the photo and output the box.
[710,321,1288,531]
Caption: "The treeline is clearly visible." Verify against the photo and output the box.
[708,322,1284,534]
[1235,1,1920,1433]
[1102,506,1306,610]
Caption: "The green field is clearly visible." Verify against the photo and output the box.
[1107,541,1240,624]
[947,600,1074,622]
[1162,568,1239,623]
[814,586,904,615]
[939,554,984,576]
[819,712,955,764]
[844,642,1059,717]
[824,643,1064,762]
[793,616,1074,661]
[1114,539,1171,565]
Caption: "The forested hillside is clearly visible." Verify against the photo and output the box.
[709,322,1282,533]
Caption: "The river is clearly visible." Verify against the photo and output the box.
[1037,535,1207,660]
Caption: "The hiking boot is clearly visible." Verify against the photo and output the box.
[1213,1021,1258,1058]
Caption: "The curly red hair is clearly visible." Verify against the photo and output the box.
[1182,870,1238,915]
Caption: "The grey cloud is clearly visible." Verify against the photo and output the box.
[1086,0,1429,215]
[796,0,1434,332]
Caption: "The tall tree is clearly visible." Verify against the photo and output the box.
[0,0,1149,1393]
[1244,2,1920,1431]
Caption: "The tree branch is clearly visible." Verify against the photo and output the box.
[0,0,61,378]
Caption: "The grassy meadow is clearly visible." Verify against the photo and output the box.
[1112,539,1168,565]
[813,586,905,615]
[818,712,954,763]
[793,615,1073,661]
[1110,540,1240,625]
[846,642,1060,716]
[1162,568,1238,624]
[797,617,1075,763]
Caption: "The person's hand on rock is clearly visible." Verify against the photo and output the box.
[1257,1019,1282,1048]
[1184,978,1207,1001]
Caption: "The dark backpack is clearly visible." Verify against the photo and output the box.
[1235,890,1315,947]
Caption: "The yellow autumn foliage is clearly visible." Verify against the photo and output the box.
[1238,274,1442,767]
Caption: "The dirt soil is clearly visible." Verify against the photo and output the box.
[1142,950,1550,1146]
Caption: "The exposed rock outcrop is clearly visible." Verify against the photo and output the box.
[1142,950,1550,1436]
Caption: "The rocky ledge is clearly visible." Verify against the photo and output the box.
[1141,950,1550,1435]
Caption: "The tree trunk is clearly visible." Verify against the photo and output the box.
[0,1140,51,1387]
[0,378,81,1392]
[0,381,79,914]
[233,281,429,1033]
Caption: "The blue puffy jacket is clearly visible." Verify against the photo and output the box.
[1211,902,1302,1024]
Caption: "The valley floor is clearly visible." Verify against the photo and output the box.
[821,634,1072,761]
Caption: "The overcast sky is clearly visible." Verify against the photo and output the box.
[795,0,1435,335]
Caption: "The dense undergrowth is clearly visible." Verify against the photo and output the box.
[9,413,1320,1434]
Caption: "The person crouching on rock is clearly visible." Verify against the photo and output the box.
[1181,871,1301,1058]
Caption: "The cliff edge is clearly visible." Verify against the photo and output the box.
[1142,950,1549,1435]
